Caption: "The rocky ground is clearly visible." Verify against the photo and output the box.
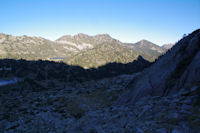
[0,73,199,133]
[69,86,200,133]
[0,74,137,133]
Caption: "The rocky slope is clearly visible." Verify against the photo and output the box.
[117,29,200,105]
[0,59,143,133]
[69,29,200,132]
[67,87,200,132]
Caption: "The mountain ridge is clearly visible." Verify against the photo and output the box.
[0,33,167,68]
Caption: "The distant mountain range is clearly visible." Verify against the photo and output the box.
[0,33,170,68]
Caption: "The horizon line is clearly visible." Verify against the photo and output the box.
[0,32,175,46]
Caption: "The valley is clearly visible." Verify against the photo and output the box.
[0,29,200,132]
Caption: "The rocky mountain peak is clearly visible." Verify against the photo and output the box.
[94,34,111,39]
[74,33,90,39]
[136,39,157,47]
[132,39,166,55]
[93,34,118,43]
[57,33,116,43]
[55,33,121,52]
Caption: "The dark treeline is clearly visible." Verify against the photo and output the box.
[0,55,150,82]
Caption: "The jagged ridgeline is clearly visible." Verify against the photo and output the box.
[0,33,167,68]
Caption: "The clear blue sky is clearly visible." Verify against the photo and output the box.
[0,0,200,45]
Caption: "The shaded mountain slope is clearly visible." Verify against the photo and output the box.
[117,29,200,105]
